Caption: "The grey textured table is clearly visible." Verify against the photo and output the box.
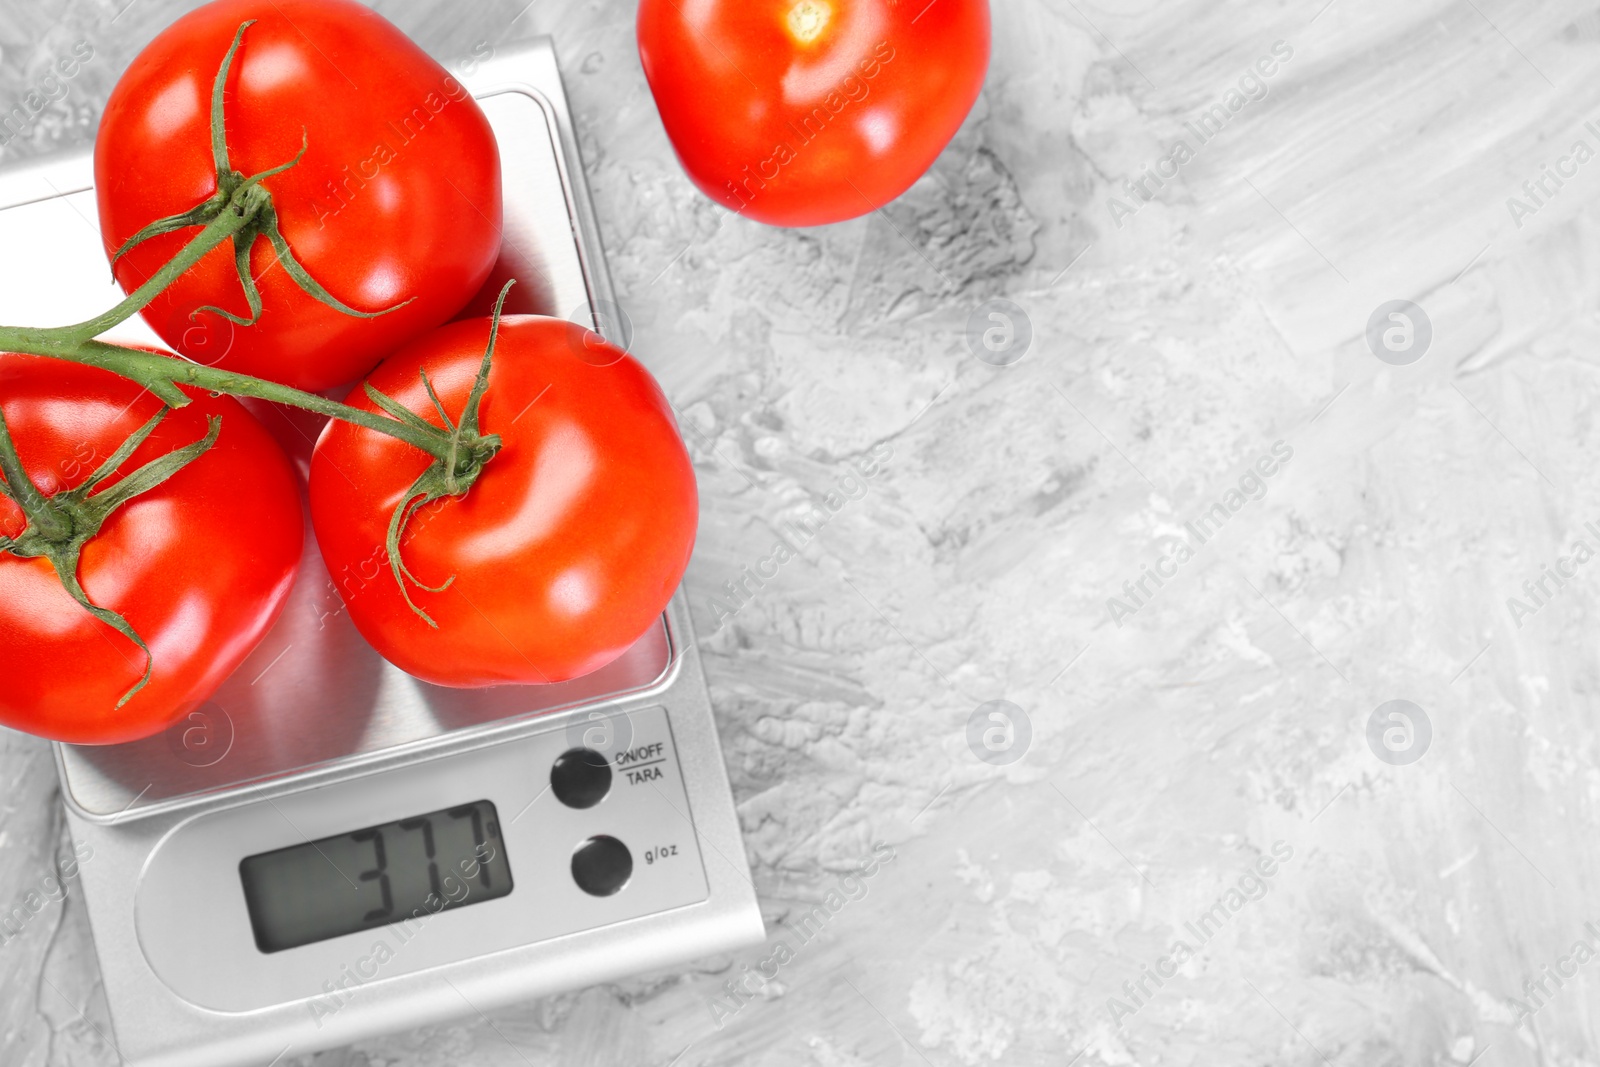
[2,0,1595,1064]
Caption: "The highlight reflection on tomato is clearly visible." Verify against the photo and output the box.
[0,355,303,745]
[309,316,698,687]
[637,0,991,226]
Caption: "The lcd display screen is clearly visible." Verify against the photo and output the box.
[240,799,513,953]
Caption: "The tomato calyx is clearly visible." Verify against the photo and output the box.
[374,281,514,627]
[0,404,221,707]
[109,20,413,330]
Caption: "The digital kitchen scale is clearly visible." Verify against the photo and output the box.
[0,39,762,1067]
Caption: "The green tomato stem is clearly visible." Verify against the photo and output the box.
[30,187,252,350]
[0,406,67,540]
[3,336,455,460]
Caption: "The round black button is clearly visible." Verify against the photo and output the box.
[551,748,612,809]
[571,835,632,897]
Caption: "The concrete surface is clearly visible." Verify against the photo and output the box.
[2,0,1598,1064]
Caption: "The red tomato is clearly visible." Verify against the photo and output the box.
[309,316,698,687]
[637,0,990,226]
[95,0,502,392]
[0,354,303,745]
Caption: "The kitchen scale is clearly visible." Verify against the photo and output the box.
[0,39,762,1067]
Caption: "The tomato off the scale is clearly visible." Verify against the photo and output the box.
[311,317,699,688]
[637,0,990,226]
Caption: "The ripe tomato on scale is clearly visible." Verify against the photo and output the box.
[310,315,699,688]
[0,356,303,745]
[637,0,991,226]
[94,0,503,392]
